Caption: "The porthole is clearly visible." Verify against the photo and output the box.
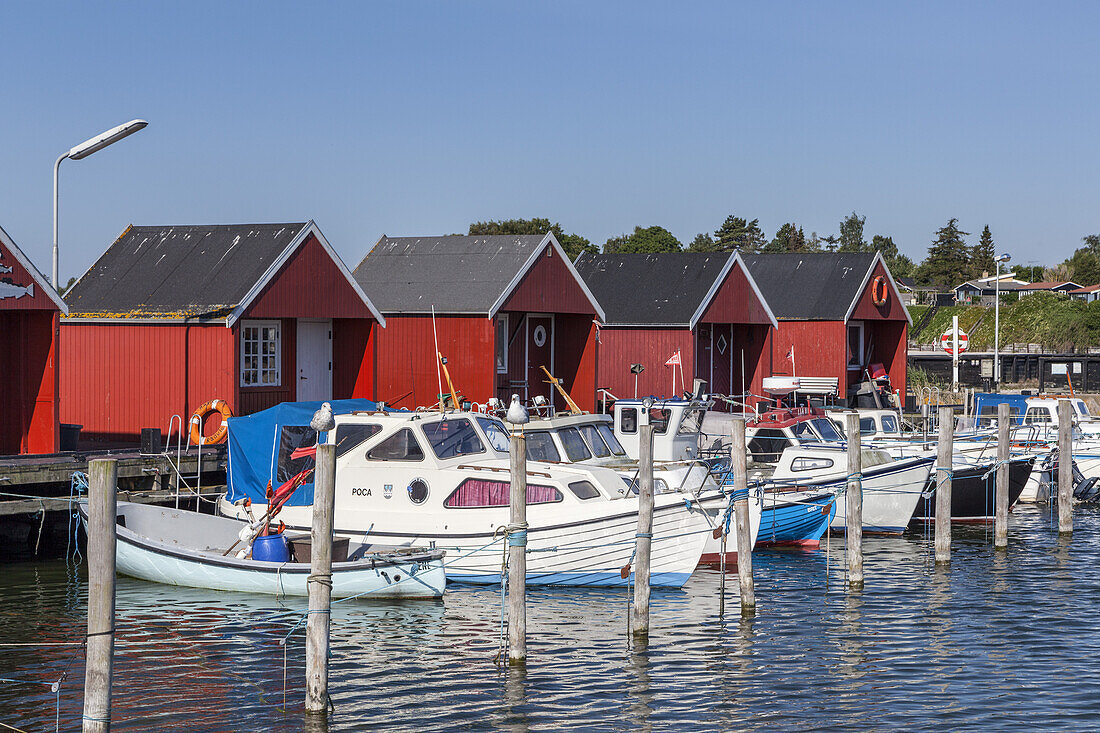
[408,478,430,504]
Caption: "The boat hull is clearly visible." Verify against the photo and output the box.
[912,458,1032,522]
[692,490,763,566]
[830,457,933,533]
[755,490,837,547]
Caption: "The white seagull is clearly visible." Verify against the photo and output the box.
[505,394,529,425]
[311,401,336,432]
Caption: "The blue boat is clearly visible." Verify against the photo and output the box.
[755,487,837,547]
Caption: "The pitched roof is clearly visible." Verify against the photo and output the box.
[956,279,1027,292]
[1022,281,1080,289]
[573,251,776,328]
[64,221,383,324]
[741,252,884,321]
[1070,284,1100,293]
[0,224,67,313]
[353,233,604,318]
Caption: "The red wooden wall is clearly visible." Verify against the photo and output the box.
[596,327,695,401]
[500,243,595,315]
[334,318,375,400]
[699,262,774,325]
[769,320,848,385]
[0,311,59,454]
[550,314,598,412]
[370,314,494,410]
[850,262,910,322]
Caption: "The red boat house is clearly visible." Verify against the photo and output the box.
[0,225,67,454]
[61,221,384,444]
[353,233,605,411]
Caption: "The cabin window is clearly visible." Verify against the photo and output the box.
[810,418,844,442]
[476,417,511,453]
[241,320,281,387]
[791,457,835,472]
[367,428,425,461]
[276,426,316,482]
[526,431,561,462]
[624,476,670,494]
[1075,400,1091,416]
[444,479,562,508]
[747,429,791,462]
[335,424,382,458]
[620,408,638,434]
[578,424,612,458]
[422,418,485,459]
[559,427,592,462]
[880,414,900,434]
[859,417,875,435]
[596,423,627,456]
[568,481,600,500]
[495,315,508,373]
[1023,408,1051,424]
[678,408,705,435]
[649,408,672,434]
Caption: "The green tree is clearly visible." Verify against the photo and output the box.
[870,234,915,278]
[61,276,77,295]
[1065,247,1100,285]
[970,225,996,278]
[837,212,868,252]
[871,234,898,259]
[603,226,683,254]
[713,215,766,252]
[1014,264,1046,282]
[468,217,596,260]
[687,232,716,251]
[764,222,812,252]
[920,218,971,288]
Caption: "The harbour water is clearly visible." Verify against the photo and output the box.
[3,505,1100,731]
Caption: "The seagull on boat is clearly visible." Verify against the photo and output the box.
[506,394,529,425]
[311,402,335,432]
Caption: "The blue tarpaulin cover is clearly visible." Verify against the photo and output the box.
[225,399,382,507]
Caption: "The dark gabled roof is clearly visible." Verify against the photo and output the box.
[741,252,878,320]
[956,279,1027,292]
[65,223,309,319]
[574,252,732,326]
[353,234,603,317]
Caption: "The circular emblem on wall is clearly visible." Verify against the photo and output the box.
[533,325,547,347]
[407,478,430,504]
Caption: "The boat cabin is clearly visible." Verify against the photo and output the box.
[825,408,904,439]
[611,398,710,461]
[745,406,844,462]
[515,413,630,467]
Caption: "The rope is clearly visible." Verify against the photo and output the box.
[67,472,88,564]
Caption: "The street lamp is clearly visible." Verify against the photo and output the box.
[53,119,148,288]
[994,252,1011,389]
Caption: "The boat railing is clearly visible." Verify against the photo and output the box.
[455,463,553,479]
[164,413,204,510]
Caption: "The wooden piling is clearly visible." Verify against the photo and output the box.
[935,405,954,564]
[306,443,336,714]
[845,414,864,587]
[994,402,1010,548]
[83,458,117,733]
[731,418,755,614]
[1058,399,1074,536]
[508,431,528,663]
[632,423,655,635]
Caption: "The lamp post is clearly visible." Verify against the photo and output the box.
[53,120,147,288]
[994,253,1011,390]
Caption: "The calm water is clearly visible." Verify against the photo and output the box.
[3,506,1100,732]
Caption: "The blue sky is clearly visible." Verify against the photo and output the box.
[2,2,1098,281]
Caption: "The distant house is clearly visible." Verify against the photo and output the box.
[0,224,67,454]
[1069,284,1100,302]
[1017,281,1082,296]
[62,221,383,443]
[354,234,604,412]
[953,273,1029,305]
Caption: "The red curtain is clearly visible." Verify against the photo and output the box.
[445,479,561,507]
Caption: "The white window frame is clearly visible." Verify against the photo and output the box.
[241,320,282,387]
[847,321,864,369]
[495,315,509,374]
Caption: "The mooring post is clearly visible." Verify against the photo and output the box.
[935,405,954,564]
[508,430,528,663]
[994,402,1010,548]
[845,414,864,587]
[632,423,655,635]
[1058,399,1074,535]
[731,418,755,614]
[306,443,336,714]
[83,458,117,733]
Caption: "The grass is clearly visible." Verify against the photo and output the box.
[908,293,1100,351]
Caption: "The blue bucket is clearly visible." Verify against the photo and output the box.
[252,533,289,563]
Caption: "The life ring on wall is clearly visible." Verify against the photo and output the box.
[190,399,233,445]
[871,276,889,306]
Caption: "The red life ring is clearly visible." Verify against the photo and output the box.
[871,276,888,306]
[189,399,233,445]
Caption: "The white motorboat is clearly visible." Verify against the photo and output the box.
[80,501,446,599]
[221,408,709,588]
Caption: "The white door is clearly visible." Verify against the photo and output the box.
[296,319,333,402]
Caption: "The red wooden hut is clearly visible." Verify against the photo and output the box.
[61,221,384,444]
[742,252,911,402]
[574,251,777,404]
[0,225,67,455]
[353,233,605,411]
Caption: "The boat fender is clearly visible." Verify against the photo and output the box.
[190,399,233,445]
[871,276,888,306]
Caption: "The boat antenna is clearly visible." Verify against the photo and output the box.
[432,305,444,414]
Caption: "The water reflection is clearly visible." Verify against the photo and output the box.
[625,636,653,733]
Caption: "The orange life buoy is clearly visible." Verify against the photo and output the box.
[189,399,233,445]
[871,275,888,306]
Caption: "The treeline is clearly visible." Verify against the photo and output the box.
[467,216,1100,288]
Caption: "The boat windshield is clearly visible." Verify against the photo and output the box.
[678,407,705,435]
[880,414,900,434]
[421,418,486,459]
[526,431,561,462]
[809,418,844,442]
[1075,400,1091,416]
[559,427,592,461]
[476,417,511,453]
[577,423,612,458]
[596,423,627,456]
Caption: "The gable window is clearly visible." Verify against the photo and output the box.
[241,321,281,387]
[495,315,508,373]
